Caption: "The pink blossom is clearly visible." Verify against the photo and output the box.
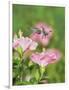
[12,33,19,48]
[30,22,53,46]
[30,49,62,66]
[12,36,38,52]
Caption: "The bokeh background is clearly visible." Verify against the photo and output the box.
[13,4,65,83]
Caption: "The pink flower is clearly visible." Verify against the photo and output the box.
[13,36,38,52]
[30,49,62,66]
[30,22,53,46]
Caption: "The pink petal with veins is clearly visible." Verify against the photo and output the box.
[12,37,38,52]
[30,49,62,66]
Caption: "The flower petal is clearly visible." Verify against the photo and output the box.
[30,49,62,66]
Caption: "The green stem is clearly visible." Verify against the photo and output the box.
[20,58,25,82]
[39,66,45,81]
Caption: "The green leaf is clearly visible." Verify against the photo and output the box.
[16,46,23,58]
[13,59,20,65]
[31,66,40,81]
[30,78,38,84]
[28,61,34,67]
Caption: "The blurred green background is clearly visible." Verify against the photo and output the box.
[13,4,65,83]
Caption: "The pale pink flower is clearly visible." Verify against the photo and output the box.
[12,33,20,48]
[13,36,38,52]
[30,49,62,66]
[30,22,53,46]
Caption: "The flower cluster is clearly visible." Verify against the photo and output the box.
[13,22,62,85]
